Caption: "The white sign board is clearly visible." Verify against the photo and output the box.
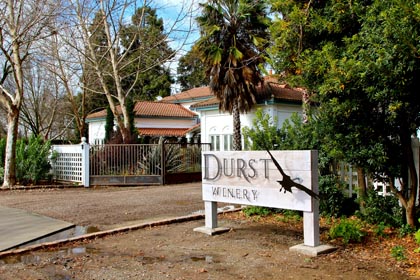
[202,150,318,212]
[196,150,321,249]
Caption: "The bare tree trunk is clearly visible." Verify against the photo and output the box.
[389,135,418,227]
[70,0,194,144]
[0,0,60,187]
[2,108,19,188]
[232,102,242,151]
[357,167,366,212]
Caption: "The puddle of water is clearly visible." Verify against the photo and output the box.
[191,255,214,263]
[0,254,42,265]
[0,246,99,265]
[16,225,100,249]
[138,256,164,264]
[0,227,103,266]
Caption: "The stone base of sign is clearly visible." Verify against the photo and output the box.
[193,226,231,236]
[289,243,336,257]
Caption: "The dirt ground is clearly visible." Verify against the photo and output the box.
[0,183,418,280]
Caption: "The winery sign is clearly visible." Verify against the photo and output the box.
[195,150,323,251]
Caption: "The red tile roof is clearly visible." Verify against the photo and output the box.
[191,82,303,109]
[265,82,304,101]
[160,87,213,103]
[137,128,195,137]
[133,101,197,118]
[184,123,201,134]
[87,101,198,119]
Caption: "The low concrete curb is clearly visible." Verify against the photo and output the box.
[0,208,240,258]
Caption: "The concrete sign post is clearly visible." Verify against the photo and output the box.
[194,150,335,256]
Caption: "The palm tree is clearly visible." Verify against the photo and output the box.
[196,0,270,151]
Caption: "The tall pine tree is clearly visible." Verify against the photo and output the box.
[120,6,174,101]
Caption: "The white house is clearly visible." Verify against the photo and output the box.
[86,78,304,146]
[190,81,304,151]
[86,101,200,144]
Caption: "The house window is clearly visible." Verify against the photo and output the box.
[209,134,233,151]
[210,135,220,151]
[223,134,233,151]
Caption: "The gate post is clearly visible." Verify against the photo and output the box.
[81,137,90,187]
[161,140,166,185]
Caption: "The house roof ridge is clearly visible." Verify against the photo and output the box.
[190,81,304,109]
[160,86,213,103]
[86,100,198,120]
[138,126,200,137]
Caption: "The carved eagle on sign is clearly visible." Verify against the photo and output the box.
[266,149,319,199]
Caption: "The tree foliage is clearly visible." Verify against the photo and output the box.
[268,0,420,225]
[119,6,174,101]
[73,0,191,144]
[104,106,114,143]
[0,0,61,188]
[197,0,271,150]
[177,46,209,91]
[82,10,110,114]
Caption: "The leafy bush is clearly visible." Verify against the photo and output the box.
[398,224,416,238]
[277,209,302,222]
[374,222,390,238]
[15,136,53,184]
[329,218,365,244]
[390,245,406,261]
[414,219,420,253]
[0,137,6,168]
[138,138,185,174]
[0,166,3,184]
[319,175,357,217]
[242,108,282,150]
[242,206,275,217]
[356,189,403,228]
[416,223,420,244]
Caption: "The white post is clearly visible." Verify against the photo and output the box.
[81,137,90,187]
[204,201,218,228]
[303,150,320,246]
[303,208,320,246]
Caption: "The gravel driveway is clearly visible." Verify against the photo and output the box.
[0,183,416,280]
[0,183,208,230]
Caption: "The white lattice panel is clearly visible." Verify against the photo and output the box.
[53,152,82,182]
[51,144,85,183]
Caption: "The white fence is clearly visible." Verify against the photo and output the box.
[50,139,208,187]
[51,138,89,186]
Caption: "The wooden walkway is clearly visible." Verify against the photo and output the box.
[0,206,73,251]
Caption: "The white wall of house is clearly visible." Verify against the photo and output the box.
[199,103,302,151]
[88,121,106,145]
[134,118,197,129]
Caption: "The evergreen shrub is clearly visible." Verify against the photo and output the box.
[242,206,275,217]
[329,218,365,244]
[319,175,350,217]
[15,136,53,184]
[0,137,5,168]
[356,189,403,228]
